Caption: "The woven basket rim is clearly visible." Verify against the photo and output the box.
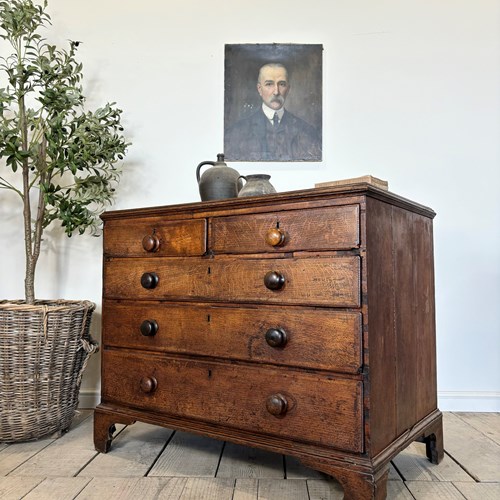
[0,299,96,313]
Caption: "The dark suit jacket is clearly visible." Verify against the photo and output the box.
[225,108,321,161]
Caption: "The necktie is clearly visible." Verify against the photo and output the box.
[273,112,279,127]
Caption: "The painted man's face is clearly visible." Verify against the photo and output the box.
[257,66,290,110]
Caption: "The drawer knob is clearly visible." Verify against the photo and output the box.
[142,234,160,253]
[265,328,287,347]
[140,376,157,394]
[266,394,288,416]
[265,228,286,247]
[140,320,158,336]
[141,272,159,289]
[264,271,285,291]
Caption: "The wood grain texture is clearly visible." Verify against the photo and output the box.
[285,456,325,479]
[0,477,44,500]
[364,197,397,455]
[78,422,173,477]
[2,412,492,500]
[77,477,188,499]
[453,481,500,500]
[443,412,500,481]
[103,255,361,307]
[453,412,500,445]
[98,185,440,500]
[22,477,91,500]
[216,442,284,478]
[232,478,258,500]
[104,218,206,257]
[148,431,223,477]
[386,481,414,500]
[257,479,309,500]
[177,477,235,499]
[210,204,360,253]
[392,442,473,482]
[307,478,344,499]
[101,350,363,452]
[9,416,97,477]
[365,198,438,456]
[0,437,55,476]
[102,301,362,373]
[405,480,465,499]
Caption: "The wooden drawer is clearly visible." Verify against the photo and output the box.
[103,301,362,373]
[210,205,360,254]
[104,218,206,257]
[103,255,361,307]
[101,350,364,452]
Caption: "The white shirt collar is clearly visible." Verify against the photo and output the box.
[262,103,284,123]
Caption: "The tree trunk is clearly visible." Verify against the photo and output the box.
[19,94,35,304]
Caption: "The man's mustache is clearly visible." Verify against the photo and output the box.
[271,95,284,104]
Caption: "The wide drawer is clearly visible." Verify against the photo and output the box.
[103,301,362,373]
[210,205,360,254]
[101,350,364,452]
[103,255,361,307]
[104,217,206,257]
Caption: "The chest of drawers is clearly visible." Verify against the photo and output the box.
[94,184,443,499]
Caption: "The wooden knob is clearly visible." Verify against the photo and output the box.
[264,271,285,291]
[140,320,158,336]
[141,272,159,289]
[140,376,157,394]
[265,328,287,347]
[142,234,160,252]
[265,228,286,247]
[266,394,288,416]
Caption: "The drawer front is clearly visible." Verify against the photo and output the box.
[210,205,360,254]
[104,218,206,257]
[103,256,361,307]
[103,301,362,373]
[102,350,363,452]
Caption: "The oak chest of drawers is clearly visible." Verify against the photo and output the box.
[94,184,443,499]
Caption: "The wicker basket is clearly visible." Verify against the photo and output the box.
[0,300,98,442]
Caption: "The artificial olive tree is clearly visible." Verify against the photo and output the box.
[0,0,129,303]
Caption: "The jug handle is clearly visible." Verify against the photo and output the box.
[238,175,247,185]
[196,161,215,183]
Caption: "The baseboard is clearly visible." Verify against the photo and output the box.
[438,391,500,412]
[79,390,500,412]
[79,390,100,409]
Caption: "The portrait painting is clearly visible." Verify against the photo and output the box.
[224,43,323,162]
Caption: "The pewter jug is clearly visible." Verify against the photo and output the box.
[196,154,242,201]
[237,174,276,197]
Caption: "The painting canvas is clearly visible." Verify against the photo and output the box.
[224,43,323,162]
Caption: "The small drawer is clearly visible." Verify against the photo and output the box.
[102,301,362,374]
[210,205,360,254]
[104,218,206,257]
[103,255,361,307]
[101,350,364,453]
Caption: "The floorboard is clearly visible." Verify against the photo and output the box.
[392,442,473,482]
[216,441,284,479]
[453,412,500,446]
[0,412,497,499]
[443,412,500,482]
[148,431,224,478]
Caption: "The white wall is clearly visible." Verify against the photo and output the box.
[1,0,499,411]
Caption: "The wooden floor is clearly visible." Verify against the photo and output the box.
[0,412,499,499]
